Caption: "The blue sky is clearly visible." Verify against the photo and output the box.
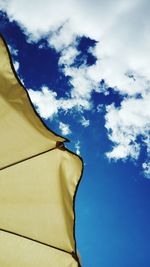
[0,1,150,266]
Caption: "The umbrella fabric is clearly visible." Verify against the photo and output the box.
[0,35,83,267]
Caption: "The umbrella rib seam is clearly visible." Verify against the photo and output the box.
[0,146,58,171]
[0,228,76,258]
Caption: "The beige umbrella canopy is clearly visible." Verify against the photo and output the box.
[0,35,83,267]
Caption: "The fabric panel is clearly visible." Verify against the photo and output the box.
[0,230,78,267]
[0,148,82,253]
[0,37,66,169]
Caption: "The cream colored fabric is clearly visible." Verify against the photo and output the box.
[0,231,78,267]
[0,36,66,169]
[0,35,82,266]
[0,148,82,252]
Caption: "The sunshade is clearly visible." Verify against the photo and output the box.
[0,35,83,267]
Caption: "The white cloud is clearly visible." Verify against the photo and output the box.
[106,143,140,161]
[75,140,80,155]
[13,60,19,71]
[8,45,20,72]
[28,86,91,120]
[64,64,100,100]
[2,1,150,101]
[48,21,77,52]
[58,45,79,66]
[142,161,150,179]
[1,0,150,97]
[28,87,59,119]
[59,122,71,135]
[97,104,105,113]
[8,44,18,56]
[80,116,90,127]
[57,42,101,104]
[0,0,74,40]
[105,92,150,173]
[20,78,25,85]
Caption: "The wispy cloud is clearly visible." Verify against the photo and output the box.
[8,45,18,56]
[59,122,71,136]
[13,60,19,71]
[142,161,150,179]
[8,44,20,72]
[80,116,90,127]
[75,140,81,155]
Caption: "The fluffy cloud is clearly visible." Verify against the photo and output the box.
[58,45,101,110]
[28,86,90,120]
[1,0,150,96]
[105,92,150,173]
[59,122,71,135]
[59,45,79,66]
[28,87,59,119]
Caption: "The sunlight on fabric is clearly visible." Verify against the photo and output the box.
[0,35,83,267]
